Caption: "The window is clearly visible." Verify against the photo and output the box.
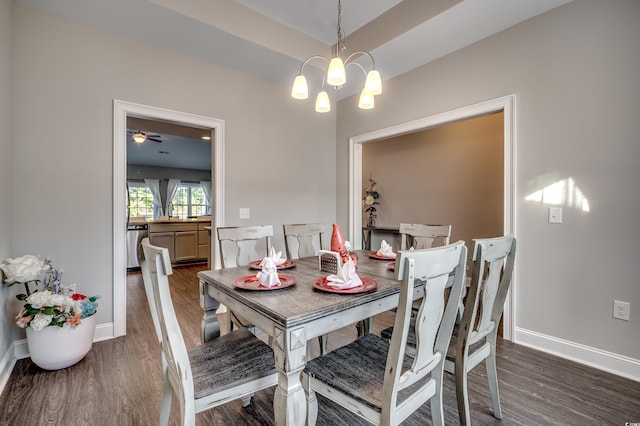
[127,182,154,219]
[171,183,209,219]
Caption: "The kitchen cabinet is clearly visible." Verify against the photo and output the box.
[148,221,209,263]
[149,232,175,261]
[175,231,198,261]
[197,223,210,260]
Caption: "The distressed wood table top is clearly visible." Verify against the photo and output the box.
[198,250,399,328]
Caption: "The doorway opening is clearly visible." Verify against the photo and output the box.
[113,100,226,337]
[348,94,516,339]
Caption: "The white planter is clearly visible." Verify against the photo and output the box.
[26,314,97,370]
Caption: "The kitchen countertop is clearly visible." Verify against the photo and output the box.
[130,217,211,225]
[147,218,211,224]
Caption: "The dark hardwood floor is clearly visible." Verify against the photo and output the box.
[1,264,638,425]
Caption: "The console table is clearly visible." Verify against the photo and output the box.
[362,226,400,250]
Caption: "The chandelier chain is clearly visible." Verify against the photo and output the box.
[336,0,344,57]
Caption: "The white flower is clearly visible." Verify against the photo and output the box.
[364,195,375,206]
[30,313,52,331]
[47,293,67,307]
[26,290,51,309]
[0,255,48,284]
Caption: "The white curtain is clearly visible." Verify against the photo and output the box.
[144,179,162,218]
[166,179,181,217]
[200,180,212,214]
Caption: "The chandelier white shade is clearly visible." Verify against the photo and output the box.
[315,91,331,113]
[291,0,382,112]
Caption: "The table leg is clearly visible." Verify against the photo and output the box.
[272,325,307,426]
[199,280,220,343]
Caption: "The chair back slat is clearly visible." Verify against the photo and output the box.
[217,225,274,267]
[382,241,467,421]
[283,223,326,259]
[466,236,516,345]
[399,223,452,250]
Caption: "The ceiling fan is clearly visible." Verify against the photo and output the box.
[127,130,163,143]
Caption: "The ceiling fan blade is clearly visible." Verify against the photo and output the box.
[147,137,163,143]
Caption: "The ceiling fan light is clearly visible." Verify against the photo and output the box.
[291,75,309,99]
[365,70,382,95]
[358,89,375,110]
[315,91,331,113]
[327,57,346,86]
[133,133,146,143]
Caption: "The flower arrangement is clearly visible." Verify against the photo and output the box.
[1,255,99,332]
[363,177,380,227]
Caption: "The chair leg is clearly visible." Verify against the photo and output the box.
[455,353,471,426]
[485,338,503,419]
[355,317,373,337]
[318,334,328,355]
[429,370,445,426]
[241,393,253,407]
[159,365,172,426]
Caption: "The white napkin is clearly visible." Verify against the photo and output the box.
[256,257,281,287]
[376,240,396,258]
[265,247,287,266]
[326,259,363,289]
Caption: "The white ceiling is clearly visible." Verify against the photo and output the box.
[19,0,574,169]
[236,0,403,45]
[19,0,574,100]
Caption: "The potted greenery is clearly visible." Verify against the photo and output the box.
[1,255,99,370]
[363,178,380,227]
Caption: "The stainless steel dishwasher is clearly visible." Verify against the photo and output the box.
[126,223,148,271]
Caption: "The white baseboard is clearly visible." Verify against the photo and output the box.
[514,327,640,382]
[0,343,17,394]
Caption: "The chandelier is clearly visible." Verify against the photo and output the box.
[291,0,382,112]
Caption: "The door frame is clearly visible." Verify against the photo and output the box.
[112,100,225,337]
[348,94,516,339]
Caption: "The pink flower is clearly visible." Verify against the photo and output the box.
[15,309,32,328]
[66,314,82,327]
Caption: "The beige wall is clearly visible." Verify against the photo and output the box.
[0,0,15,354]
[362,113,503,251]
[338,0,640,369]
[10,4,336,330]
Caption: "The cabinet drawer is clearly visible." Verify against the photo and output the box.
[198,245,209,259]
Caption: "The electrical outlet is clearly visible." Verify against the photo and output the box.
[613,300,630,321]
[239,208,250,219]
[548,206,562,224]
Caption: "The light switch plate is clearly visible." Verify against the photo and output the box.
[239,208,250,219]
[548,207,562,224]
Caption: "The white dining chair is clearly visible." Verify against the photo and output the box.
[444,235,516,425]
[283,223,329,356]
[140,238,278,426]
[283,223,326,259]
[217,225,274,268]
[302,241,467,426]
[374,223,454,338]
[399,223,452,250]
[217,225,273,335]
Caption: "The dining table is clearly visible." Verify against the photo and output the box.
[197,250,422,426]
